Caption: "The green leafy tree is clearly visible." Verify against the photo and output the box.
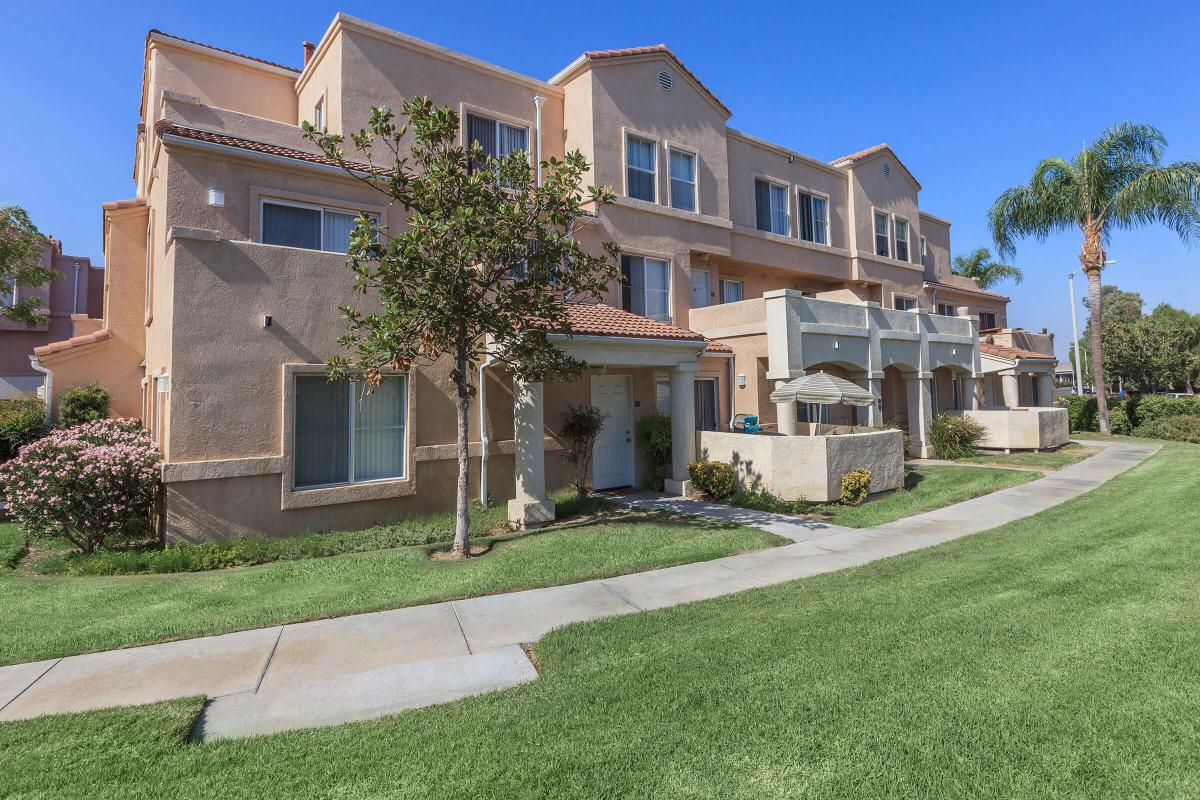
[989,123,1200,433]
[950,247,1023,289]
[304,98,618,558]
[0,205,55,327]
[1148,303,1200,392]
[1074,285,1144,387]
[1101,316,1190,393]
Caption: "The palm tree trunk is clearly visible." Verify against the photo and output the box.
[1085,265,1109,434]
[450,339,471,558]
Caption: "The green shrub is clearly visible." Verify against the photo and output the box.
[559,405,607,494]
[0,397,48,461]
[636,411,672,491]
[1131,394,1200,428]
[928,413,987,459]
[687,460,737,501]
[1063,395,1099,432]
[730,489,811,515]
[840,469,873,506]
[1109,404,1132,435]
[1134,414,1200,443]
[58,382,111,427]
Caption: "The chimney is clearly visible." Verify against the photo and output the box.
[303,41,315,66]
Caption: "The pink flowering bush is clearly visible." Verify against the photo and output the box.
[1,418,160,553]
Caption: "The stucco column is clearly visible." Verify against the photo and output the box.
[969,377,983,410]
[774,380,798,435]
[904,372,934,458]
[1001,373,1021,409]
[1037,373,1055,407]
[507,377,555,529]
[665,363,698,495]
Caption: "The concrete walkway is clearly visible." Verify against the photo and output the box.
[0,439,1158,740]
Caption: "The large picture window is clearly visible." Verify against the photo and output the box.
[294,374,407,489]
[755,179,789,235]
[797,192,829,245]
[261,200,375,254]
[626,135,657,202]
[621,255,671,322]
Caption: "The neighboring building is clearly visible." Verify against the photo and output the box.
[38,17,1058,541]
[1,238,102,400]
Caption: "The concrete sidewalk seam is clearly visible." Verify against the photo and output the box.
[253,626,286,694]
[0,658,61,714]
[450,601,473,655]
[598,580,643,611]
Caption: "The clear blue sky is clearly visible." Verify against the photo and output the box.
[6,0,1200,358]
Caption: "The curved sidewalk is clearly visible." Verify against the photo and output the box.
[0,439,1158,740]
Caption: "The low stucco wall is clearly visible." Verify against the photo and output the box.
[698,428,904,503]
[962,408,1069,451]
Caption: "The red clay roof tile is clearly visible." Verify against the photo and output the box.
[925,279,1010,300]
[573,45,731,117]
[979,342,1055,361]
[34,328,111,358]
[830,143,890,166]
[154,121,372,173]
[563,303,728,353]
[148,29,301,73]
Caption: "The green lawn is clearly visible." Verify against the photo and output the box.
[0,504,782,665]
[2,442,1195,799]
[810,465,1039,527]
[955,442,1097,470]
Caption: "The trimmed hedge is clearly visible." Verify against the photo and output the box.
[0,397,48,461]
[1063,393,1200,433]
[1134,414,1200,443]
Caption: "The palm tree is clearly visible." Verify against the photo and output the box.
[989,123,1200,434]
[951,247,1023,289]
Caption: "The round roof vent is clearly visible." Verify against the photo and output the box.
[882,161,892,176]
[657,70,673,91]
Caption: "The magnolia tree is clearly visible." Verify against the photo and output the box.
[304,98,619,558]
[0,205,55,327]
[1,419,160,553]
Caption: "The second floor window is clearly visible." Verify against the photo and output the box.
[467,113,528,172]
[894,295,917,311]
[874,212,890,257]
[668,148,696,211]
[755,179,789,235]
[936,303,956,316]
[262,200,376,254]
[979,311,998,330]
[920,235,929,268]
[721,279,743,303]
[626,135,657,202]
[797,192,829,245]
[313,96,325,131]
[894,218,910,262]
[621,254,671,322]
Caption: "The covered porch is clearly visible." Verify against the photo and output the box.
[969,343,1068,451]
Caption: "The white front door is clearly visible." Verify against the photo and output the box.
[690,269,709,308]
[591,375,633,490]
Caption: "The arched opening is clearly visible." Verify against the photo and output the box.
[931,365,972,413]
[881,364,912,426]
[803,361,866,426]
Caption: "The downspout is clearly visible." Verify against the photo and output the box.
[533,95,545,186]
[71,262,81,315]
[478,353,499,506]
[727,356,736,431]
[28,355,52,423]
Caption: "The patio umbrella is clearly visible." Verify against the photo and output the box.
[768,372,875,406]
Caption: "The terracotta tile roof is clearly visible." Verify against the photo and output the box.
[925,278,1010,300]
[148,29,301,73]
[979,342,1055,361]
[154,121,372,173]
[830,143,890,166]
[563,303,729,353]
[34,328,111,357]
[574,45,731,117]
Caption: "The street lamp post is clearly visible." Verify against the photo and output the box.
[1067,258,1117,395]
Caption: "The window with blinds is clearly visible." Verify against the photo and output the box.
[261,200,376,254]
[621,254,671,322]
[294,374,407,489]
[626,135,657,202]
[755,179,789,235]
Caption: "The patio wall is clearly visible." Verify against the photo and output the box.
[962,408,1069,451]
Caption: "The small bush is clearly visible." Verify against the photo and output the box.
[559,405,607,495]
[928,413,987,459]
[688,460,737,501]
[1063,395,1099,432]
[1132,394,1200,428]
[1134,414,1200,443]
[730,489,808,515]
[0,397,48,461]
[58,382,111,428]
[840,469,873,506]
[636,411,672,491]
[1,419,159,553]
[1109,404,1132,435]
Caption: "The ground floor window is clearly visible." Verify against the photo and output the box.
[655,380,671,414]
[798,402,830,424]
[294,374,407,489]
[694,378,719,430]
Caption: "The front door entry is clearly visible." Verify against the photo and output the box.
[591,375,634,489]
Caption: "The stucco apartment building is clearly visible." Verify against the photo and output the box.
[37,15,1058,541]
[1,239,102,399]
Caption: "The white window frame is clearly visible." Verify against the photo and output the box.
[293,373,409,490]
[313,95,325,131]
[893,294,917,311]
[755,176,791,236]
[796,188,831,245]
[666,144,698,212]
[979,311,999,330]
[259,198,376,254]
[621,253,672,323]
[873,210,891,258]
[624,130,659,203]
[464,111,530,161]
[720,279,743,303]
[893,215,911,263]
[935,302,957,317]
[920,235,929,268]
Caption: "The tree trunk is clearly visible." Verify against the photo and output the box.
[449,340,471,558]
[1082,226,1109,434]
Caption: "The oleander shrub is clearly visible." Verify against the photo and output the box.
[636,411,672,491]
[0,418,159,553]
[688,460,737,501]
[928,412,987,459]
[1134,414,1200,444]
[839,468,873,506]
[0,397,48,461]
[57,381,111,428]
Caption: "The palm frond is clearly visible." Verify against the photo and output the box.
[988,159,1080,258]
[1107,162,1200,243]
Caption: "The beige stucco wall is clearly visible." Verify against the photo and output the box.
[962,408,1069,450]
[698,428,904,502]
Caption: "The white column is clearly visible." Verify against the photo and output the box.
[1037,373,1055,407]
[1001,373,1021,409]
[507,377,555,529]
[904,372,934,458]
[664,363,698,495]
[969,377,983,410]
[774,380,798,435]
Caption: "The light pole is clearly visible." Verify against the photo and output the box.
[1068,258,1117,395]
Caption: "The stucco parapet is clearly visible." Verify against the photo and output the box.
[852,252,925,272]
[732,225,851,258]
[160,89,202,108]
[168,226,224,244]
[609,197,733,230]
[878,330,921,342]
[796,323,869,339]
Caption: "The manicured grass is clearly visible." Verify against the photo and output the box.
[955,442,1098,470]
[2,443,1196,799]
[809,465,1039,527]
[0,504,782,665]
